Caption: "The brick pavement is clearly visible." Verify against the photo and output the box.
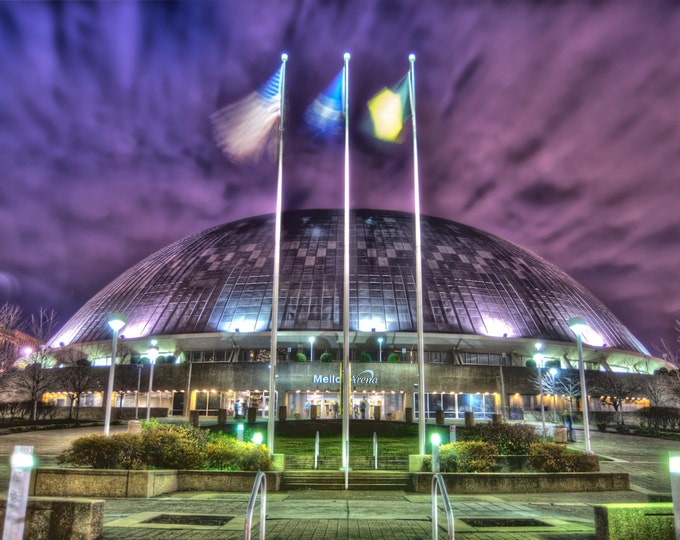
[0,424,675,538]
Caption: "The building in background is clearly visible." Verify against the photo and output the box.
[38,209,671,421]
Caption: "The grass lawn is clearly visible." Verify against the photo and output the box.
[212,420,450,455]
[274,434,419,456]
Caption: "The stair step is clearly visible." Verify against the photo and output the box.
[281,471,412,491]
[285,456,408,471]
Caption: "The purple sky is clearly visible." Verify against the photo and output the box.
[1,1,678,353]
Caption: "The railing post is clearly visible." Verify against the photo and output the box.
[431,473,454,540]
[345,440,349,490]
[373,432,378,470]
[314,430,320,470]
[244,471,267,540]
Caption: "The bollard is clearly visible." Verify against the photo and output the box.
[669,452,680,540]
[3,445,34,540]
[431,434,441,473]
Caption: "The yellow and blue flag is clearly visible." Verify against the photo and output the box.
[304,70,345,139]
[364,76,411,143]
[211,67,283,163]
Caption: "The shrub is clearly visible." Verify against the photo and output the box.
[295,353,307,362]
[140,424,206,470]
[438,441,496,472]
[529,442,597,472]
[359,353,371,363]
[466,422,539,455]
[319,352,333,363]
[57,433,144,469]
[637,407,680,430]
[58,424,270,472]
[204,436,270,471]
[387,353,400,363]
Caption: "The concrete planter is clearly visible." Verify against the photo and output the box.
[31,468,281,498]
[0,497,104,540]
[31,467,625,497]
[412,472,629,494]
[32,468,178,498]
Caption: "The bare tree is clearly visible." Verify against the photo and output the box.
[591,373,644,425]
[641,370,680,408]
[5,308,60,422]
[54,347,100,421]
[0,302,27,371]
[656,335,680,370]
[552,370,582,418]
[526,367,559,432]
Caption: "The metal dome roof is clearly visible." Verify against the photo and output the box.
[49,209,648,354]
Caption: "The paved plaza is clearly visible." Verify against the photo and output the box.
[0,423,675,539]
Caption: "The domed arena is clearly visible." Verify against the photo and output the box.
[45,209,668,423]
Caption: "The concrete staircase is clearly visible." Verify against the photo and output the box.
[284,455,408,471]
[281,470,412,491]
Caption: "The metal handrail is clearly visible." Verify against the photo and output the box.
[431,473,454,539]
[244,471,267,540]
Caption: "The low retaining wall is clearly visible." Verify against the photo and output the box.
[31,468,629,497]
[594,502,674,540]
[411,472,629,494]
[178,471,281,492]
[32,468,178,498]
[32,468,281,498]
[0,497,104,540]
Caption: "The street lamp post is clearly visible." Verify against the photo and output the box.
[533,343,546,440]
[104,313,126,436]
[134,363,142,419]
[569,316,592,453]
[378,337,383,363]
[549,367,559,423]
[309,336,315,362]
[146,341,159,421]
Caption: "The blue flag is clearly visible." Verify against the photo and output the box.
[211,67,283,162]
[304,70,344,139]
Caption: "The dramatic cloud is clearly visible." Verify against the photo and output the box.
[1,1,678,352]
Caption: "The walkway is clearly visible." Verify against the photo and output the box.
[0,425,675,539]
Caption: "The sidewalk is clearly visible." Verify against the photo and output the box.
[0,425,674,539]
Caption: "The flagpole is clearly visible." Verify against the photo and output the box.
[408,54,426,455]
[268,53,287,456]
[341,52,351,489]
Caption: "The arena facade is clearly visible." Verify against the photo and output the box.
[42,209,670,421]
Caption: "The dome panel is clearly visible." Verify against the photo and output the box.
[48,209,648,354]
